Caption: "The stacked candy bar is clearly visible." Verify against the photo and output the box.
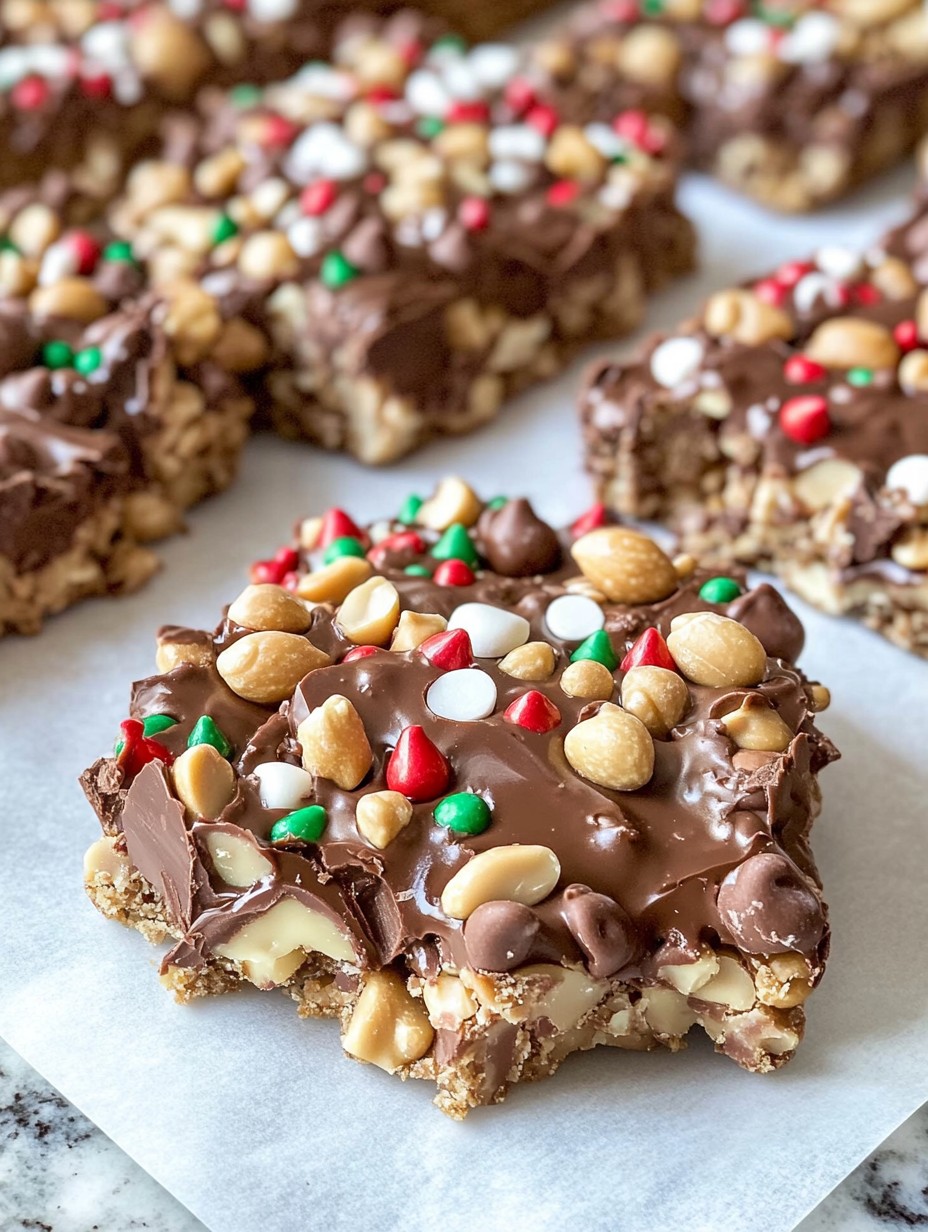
[81,479,837,1118]
[107,11,692,464]
[530,0,928,211]
[0,190,265,635]
[580,234,928,654]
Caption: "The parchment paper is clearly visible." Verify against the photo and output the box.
[1,170,927,1232]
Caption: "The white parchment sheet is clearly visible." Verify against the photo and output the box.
[2,171,927,1232]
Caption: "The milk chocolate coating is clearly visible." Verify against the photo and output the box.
[477,499,563,577]
[728,585,805,664]
[560,884,638,978]
[716,853,826,954]
[464,901,540,972]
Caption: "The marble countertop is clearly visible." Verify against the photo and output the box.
[1,1038,924,1232]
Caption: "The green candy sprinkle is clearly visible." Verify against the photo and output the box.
[270,804,327,844]
[323,535,366,565]
[230,83,262,107]
[143,714,177,738]
[212,213,238,245]
[432,33,468,53]
[641,0,664,14]
[187,715,231,758]
[42,339,73,369]
[431,523,479,568]
[0,236,19,253]
[434,792,491,836]
[320,250,358,289]
[416,116,444,139]
[847,367,873,387]
[570,629,617,671]
[74,346,102,375]
[114,739,124,756]
[398,494,423,524]
[698,576,743,605]
[486,496,507,511]
[102,240,135,264]
[404,564,432,577]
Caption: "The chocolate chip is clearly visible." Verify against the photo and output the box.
[342,217,390,274]
[477,498,561,577]
[464,900,539,972]
[727,583,805,663]
[560,883,638,978]
[716,852,824,954]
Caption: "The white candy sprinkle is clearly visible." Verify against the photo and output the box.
[287,216,324,258]
[584,122,626,161]
[886,455,928,505]
[442,59,483,102]
[405,69,450,116]
[252,762,314,811]
[724,19,770,58]
[489,160,533,194]
[649,336,705,389]
[168,0,204,18]
[420,208,449,242]
[427,669,498,721]
[792,272,838,315]
[468,44,518,90]
[815,245,863,282]
[38,243,78,286]
[545,594,605,642]
[285,121,367,183]
[292,64,356,101]
[112,68,143,107]
[448,603,531,658]
[489,124,545,163]
[82,22,132,70]
[779,12,840,64]
[248,0,299,19]
[599,177,634,212]
[250,176,290,220]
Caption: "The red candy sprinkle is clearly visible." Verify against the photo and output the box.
[526,104,558,137]
[319,507,365,548]
[262,114,299,148]
[433,559,475,586]
[601,0,638,20]
[504,77,536,114]
[367,530,426,568]
[852,282,881,306]
[342,645,379,662]
[397,39,423,67]
[458,196,490,231]
[783,354,826,384]
[620,627,677,674]
[894,319,919,352]
[12,76,49,110]
[613,109,665,154]
[570,502,608,538]
[300,180,337,216]
[249,546,298,585]
[80,73,112,99]
[779,395,831,445]
[420,629,473,671]
[362,171,387,195]
[386,725,451,801]
[753,277,787,307]
[117,719,174,777]
[704,0,745,23]
[546,180,580,207]
[365,85,398,104]
[65,231,101,276]
[446,101,489,124]
[504,690,561,734]
[775,260,814,288]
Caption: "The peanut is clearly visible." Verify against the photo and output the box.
[130,9,211,100]
[440,844,560,920]
[719,695,793,752]
[498,641,556,681]
[891,527,928,571]
[621,665,689,737]
[216,631,330,703]
[810,684,831,712]
[703,289,793,346]
[571,527,678,604]
[341,971,434,1073]
[29,277,108,323]
[209,318,271,373]
[422,973,478,1028]
[693,954,756,1012]
[871,257,917,300]
[390,611,447,652]
[203,830,273,888]
[238,230,299,281]
[545,125,606,181]
[296,556,372,604]
[563,703,654,791]
[618,25,682,84]
[417,476,482,530]
[155,636,214,674]
[337,577,400,646]
[560,659,615,701]
[355,790,414,849]
[172,744,236,820]
[227,584,311,634]
[125,161,192,217]
[9,203,60,256]
[297,695,372,790]
[804,316,899,370]
[753,953,813,1009]
[916,289,928,341]
[666,612,766,688]
[898,349,928,394]
[792,458,862,511]
[163,281,222,365]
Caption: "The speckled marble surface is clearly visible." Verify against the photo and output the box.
[1,1038,924,1232]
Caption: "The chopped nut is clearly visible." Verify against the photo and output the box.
[29,277,108,323]
[9,203,60,256]
[416,476,482,529]
[355,790,414,849]
[124,160,192,217]
[440,844,561,920]
[667,612,767,688]
[422,972,478,1029]
[898,349,928,394]
[621,665,689,737]
[390,611,447,652]
[804,316,899,370]
[172,743,236,819]
[564,702,655,790]
[559,659,615,701]
[238,230,299,281]
[753,953,813,1009]
[337,577,400,645]
[519,964,606,1031]
[227,583,311,633]
[296,555,372,604]
[810,684,831,711]
[216,631,330,703]
[719,695,793,752]
[163,280,223,365]
[297,695,372,790]
[617,25,681,84]
[673,553,698,579]
[214,896,356,987]
[571,527,678,604]
[660,949,720,995]
[792,458,862,511]
[342,970,434,1073]
[155,636,214,674]
[642,986,697,1037]
[693,954,756,1012]
[891,527,928,571]
[203,829,273,888]
[545,125,606,181]
[498,641,557,681]
[703,289,793,346]
[210,318,271,373]
[871,257,918,300]
[83,835,130,881]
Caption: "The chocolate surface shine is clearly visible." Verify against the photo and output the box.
[85,501,836,990]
